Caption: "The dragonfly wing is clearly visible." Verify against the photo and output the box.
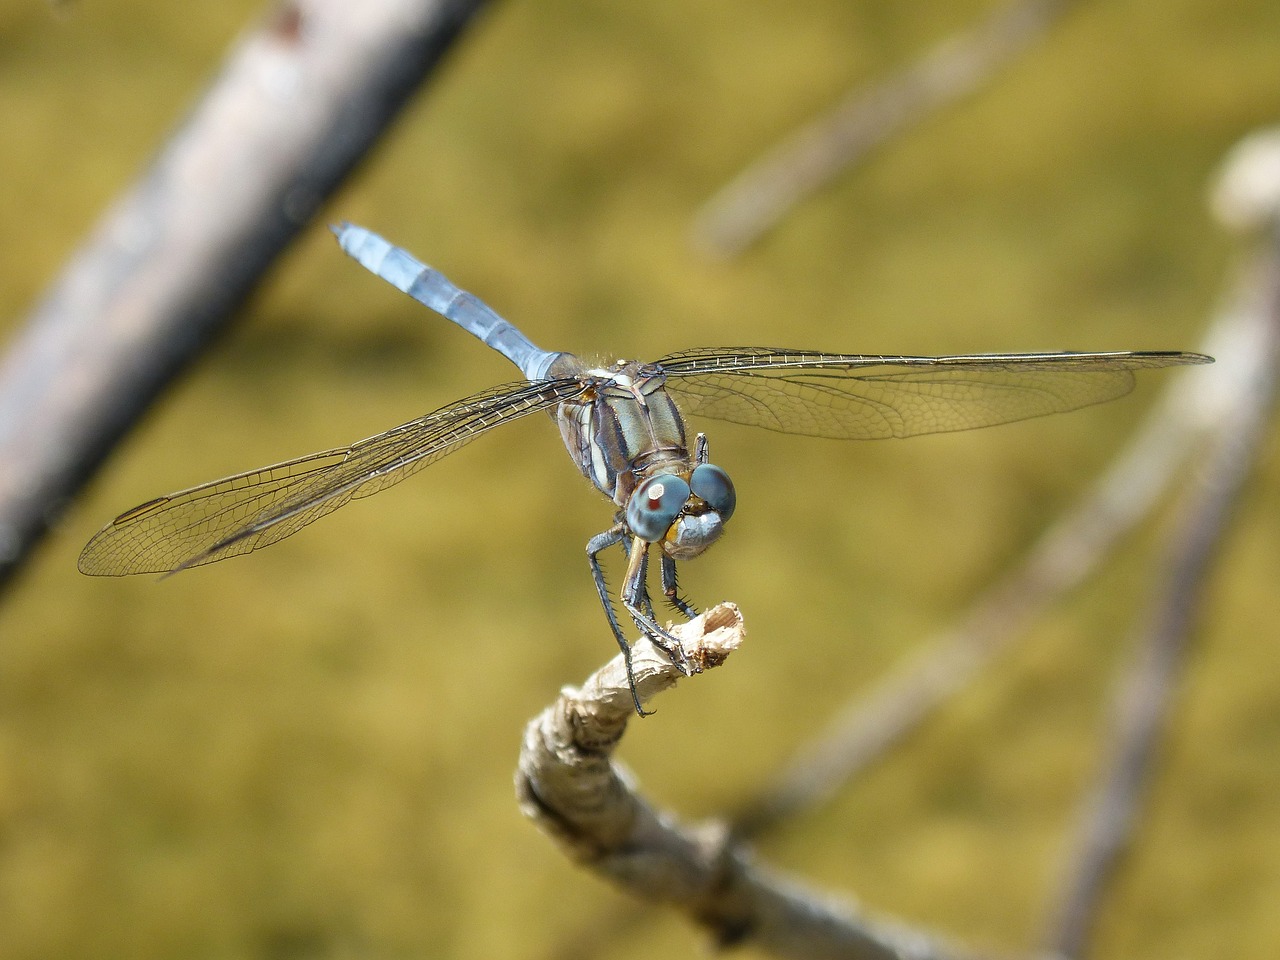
[79,378,584,576]
[656,348,1210,439]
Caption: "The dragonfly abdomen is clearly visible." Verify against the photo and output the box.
[332,222,563,381]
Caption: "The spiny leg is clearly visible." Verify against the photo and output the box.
[587,526,650,717]
[661,553,699,620]
[620,535,693,677]
[619,537,660,623]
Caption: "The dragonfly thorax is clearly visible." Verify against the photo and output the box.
[552,356,690,506]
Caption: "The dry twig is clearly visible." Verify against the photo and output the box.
[516,603,980,960]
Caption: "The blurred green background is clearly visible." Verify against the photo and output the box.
[1,0,1277,958]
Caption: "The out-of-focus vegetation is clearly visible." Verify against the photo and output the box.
[1,0,1277,958]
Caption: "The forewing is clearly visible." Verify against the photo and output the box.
[656,348,1210,439]
[78,378,584,576]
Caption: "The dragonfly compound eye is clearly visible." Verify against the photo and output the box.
[626,474,691,542]
[690,463,736,521]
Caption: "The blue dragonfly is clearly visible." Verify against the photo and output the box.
[79,224,1211,714]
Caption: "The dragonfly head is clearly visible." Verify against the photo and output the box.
[625,464,737,560]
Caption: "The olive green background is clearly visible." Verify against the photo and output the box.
[1,1,1277,958]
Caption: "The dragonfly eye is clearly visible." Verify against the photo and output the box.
[626,474,691,542]
[690,463,736,521]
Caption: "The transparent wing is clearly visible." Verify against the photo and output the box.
[79,377,586,576]
[655,348,1211,439]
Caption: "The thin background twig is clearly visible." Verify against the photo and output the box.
[691,0,1077,258]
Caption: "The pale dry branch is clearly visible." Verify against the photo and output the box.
[516,603,981,960]
[0,0,485,587]
[692,0,1076,258]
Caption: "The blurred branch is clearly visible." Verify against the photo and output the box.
[516,603,980,960]
[0,0,486,589]
[1042,136,1280,960]
[691,0,1076,259]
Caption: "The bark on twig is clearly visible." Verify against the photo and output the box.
[0,0,485,588]
[691,0,1076,258]
[516,603,980,960]
[1042,147,1280,960]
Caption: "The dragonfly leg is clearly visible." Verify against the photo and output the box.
[620,536,695,678]
[618,537,660,623]
[695,432,709,465]
[588,526,651,717]
[660,553,699,620]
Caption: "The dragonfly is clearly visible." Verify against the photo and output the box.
[79,223,1212,715]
